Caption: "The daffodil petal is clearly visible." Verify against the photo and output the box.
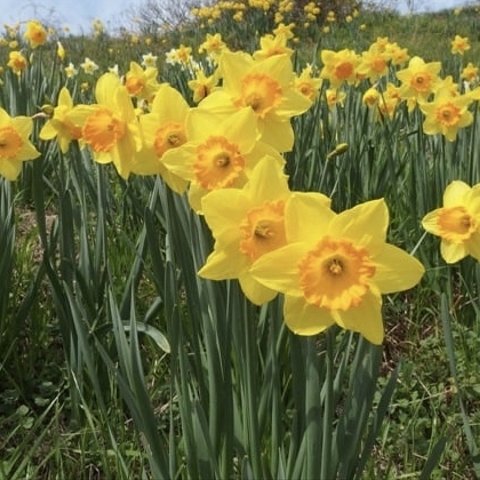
[333,291,384,345]
[372,244,425,293]
[238,273,277,306]
[284,295,334,335]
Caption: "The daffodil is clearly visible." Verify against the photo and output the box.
[80,57,99,75]
[250,197,425,344]
[161,107,284,212]
[396,56,441,111]
[141,52,158,68]
[320,49,360,88]
[0,108,40,180]
[422,181,480,263]
[420,88,473,141]
[7,51,27,75]
[124,61,159,101]
[199,51,311,152]
[294,65,322,101]
[70,73,142,179]
[253,33,293,60]
[199,156,328,304]
[357,47,389,82]
[451,35,470,55]
[198,33,228,60]
[188,69,219,104]
[39,87,83,153]
[136,84,190,192]
[24,20,47,48]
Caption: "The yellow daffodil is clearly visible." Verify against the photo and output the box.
[385,42,410,66]
[188,69,219,104]
[0,108,40,180]
[24,20,47,48]
[199,156,328,304]
[420,88,473,141]
[250,197,425,344]
[451,35,470,55]
[199,33,228,60]
[39,87,83,153]
[326,88,346,109]
[422,181,480,263]
[161,108,284,212]
[253,33,293,60]
[294,65,322,101]
[136,84,190,192]
[56,41,65,61]
[357,47,389,82]
[461,62,478,84]
[320,49,360,88]
[70,73,142,179]
[199,51,311,152]
[396,56,442,111]
[7,51,27,75]
[124,61,159,101]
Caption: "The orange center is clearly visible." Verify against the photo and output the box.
[298,237,376,311]
[239,200,286,261]
[125,75,145,96]
[0,125,23,159]
[193,136,245,190]
[411,73,431,93]
[334,62,354,80]
[235,73,282,118]
[82,107,126,152]
[153,122,186,158]
[437,206,476,242]
[436,103,461,127]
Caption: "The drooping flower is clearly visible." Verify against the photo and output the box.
[0,108,40,180]
[39,87,83,153]
[161,107,285,212]
[136,83,190,192]
[199,51,311,152]
[422,180,480,263]
[250,197,425,344]
[24,20,47,48]
[199,156,329,304]
[420,88,473,141]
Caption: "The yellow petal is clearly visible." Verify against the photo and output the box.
[372,244,424,293]
[285,192,334,244]
[440,239,467,263]
[284,295,334,335]
[96,73,120,107]
[333,291,384,345]
[257,118,294,152]
[466,231,480,261]
[58,87,73,108]
[422,209,442,235]
[245,155,289,203]
[238,273,277,305]
[202,189,251,245]
[198,246,249,280]
[250,243,307,296]
[152,84,190,124]
[329,198,388,248]
[0,159,22,181]
[443,180,470,207]
[39,121,57,140]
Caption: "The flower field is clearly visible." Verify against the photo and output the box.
[0,1,479,478]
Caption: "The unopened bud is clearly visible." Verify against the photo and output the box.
[327,143,348,160]
[40,104,54,116]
